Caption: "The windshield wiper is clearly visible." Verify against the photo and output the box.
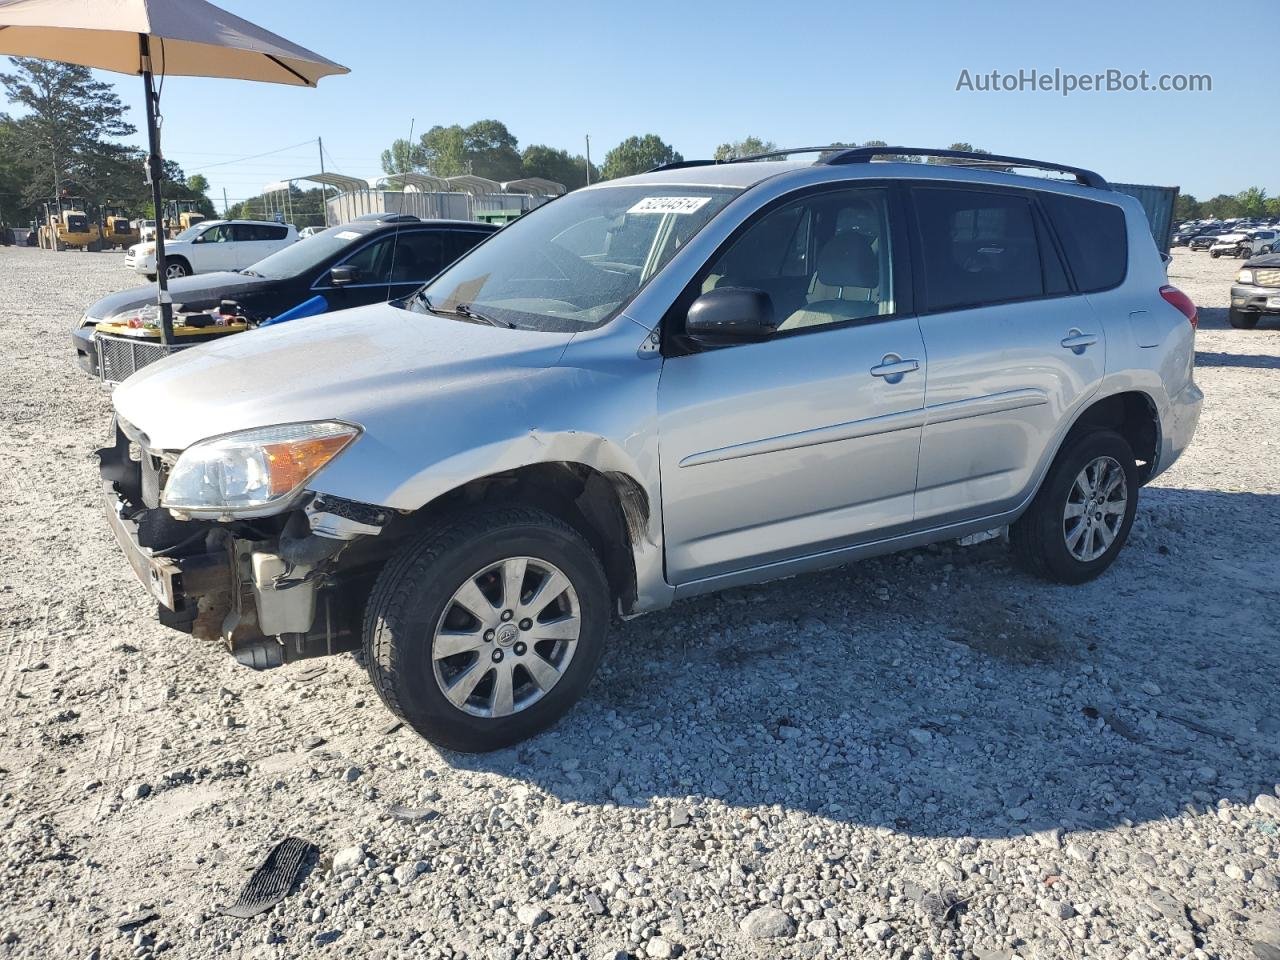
[409,292,515,328]
[453,302,515,328]
[239,268,261,277]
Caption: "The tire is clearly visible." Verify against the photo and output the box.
[1239,247,1252,259]
[363,506,610,752]
[1010,429,1138,585]
[1210,250,1220,259]
[164,259,190,279]
[1229,307,1260,329]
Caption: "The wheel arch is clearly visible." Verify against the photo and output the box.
[1059,389,1161,484]
[386,460,655,616]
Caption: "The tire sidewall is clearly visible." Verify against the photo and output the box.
[369,517,610,751]
[1027,430,1138,584]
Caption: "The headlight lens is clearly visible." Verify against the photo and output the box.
[1238,269,1255,284]
[161,421,360,515]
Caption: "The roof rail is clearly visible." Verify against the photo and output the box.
[649,159,717,171]
[649,146,851,172]
[818,146,1109,189]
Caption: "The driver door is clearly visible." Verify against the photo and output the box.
[657,185,928,584]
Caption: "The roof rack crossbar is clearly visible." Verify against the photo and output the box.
[818,146,1109,189]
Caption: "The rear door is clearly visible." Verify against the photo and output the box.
[657,184,928,583]
[232,223,291,269]
[909,185,1108,525]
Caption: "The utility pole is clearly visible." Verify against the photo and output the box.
[585,135,592,186]
[222,188,229,217]
[318,136,329,227]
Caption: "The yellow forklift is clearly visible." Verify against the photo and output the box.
[37,196,100,251]
[100,203,140,249]
[163,199,205,238]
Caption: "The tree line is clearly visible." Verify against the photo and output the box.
[0,57,213,227]
[1175,188,1280,221]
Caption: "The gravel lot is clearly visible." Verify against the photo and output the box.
[0,246,1277,960]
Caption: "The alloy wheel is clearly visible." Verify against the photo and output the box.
[1062,455,1128,562]
[431,557,580,718]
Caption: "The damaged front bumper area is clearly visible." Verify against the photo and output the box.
[97,423,388,669]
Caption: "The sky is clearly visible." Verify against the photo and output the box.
[5,0,1270,208]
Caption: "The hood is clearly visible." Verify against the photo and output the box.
[112,303,575,451]
[1245,252,1280,268]
[1212,232,1247,243]
[86,273,271,322]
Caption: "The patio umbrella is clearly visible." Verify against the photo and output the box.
[0,0,348,343]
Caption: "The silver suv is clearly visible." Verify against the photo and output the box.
[99,146,1203,751]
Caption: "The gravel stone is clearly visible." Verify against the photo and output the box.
[740,906,795,940]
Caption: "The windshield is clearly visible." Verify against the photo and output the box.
[412,185,738,331]
[242,223,372,279]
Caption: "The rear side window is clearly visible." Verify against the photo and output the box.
[1040,193,1127,292]
[912,188,1045,311]
[235,223,289,241]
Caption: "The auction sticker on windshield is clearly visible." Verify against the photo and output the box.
[628,196,713,215]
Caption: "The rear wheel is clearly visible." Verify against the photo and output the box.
[1229,307,1260,329]
[363,506,610,752]
[1210,249,1221,259]
[1011,429,1138,584]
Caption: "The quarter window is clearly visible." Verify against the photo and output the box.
[700,188,895,333]
[913,188,1045,310]
[1040,193,1127,292]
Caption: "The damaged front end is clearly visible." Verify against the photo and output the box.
[97,421,387,668]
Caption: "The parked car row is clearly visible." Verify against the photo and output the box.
[90,146,1202,751]
[1174,218,1280,259]
[78,214,497,381]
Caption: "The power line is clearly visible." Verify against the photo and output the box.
[184,138,319,173]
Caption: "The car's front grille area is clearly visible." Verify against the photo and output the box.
[96,332,196,384]
[1253,269,1280,287]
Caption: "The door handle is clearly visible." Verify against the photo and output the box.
[870,354,920,383]
[1060,329,1098,353]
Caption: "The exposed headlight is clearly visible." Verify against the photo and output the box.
[1238,269,1255,284]
[161,421,360,517]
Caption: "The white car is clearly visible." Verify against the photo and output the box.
[125,219,298,279]
[138,219,157,243]
[1209,229,1277,259]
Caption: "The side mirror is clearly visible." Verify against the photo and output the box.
[328,265,358,287]
[685,287,777,344]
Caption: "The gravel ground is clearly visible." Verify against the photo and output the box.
[0,246,1277,960]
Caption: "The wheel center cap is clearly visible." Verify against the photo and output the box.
[495,623,519,647]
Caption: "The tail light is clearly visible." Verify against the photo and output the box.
[1160,284,1198,329]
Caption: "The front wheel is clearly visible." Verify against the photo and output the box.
[1010,429,1138,584]
[1210,250,1221,259]
[1229,307,1260,329]
[363,506,610,752]
[164,260,189,279]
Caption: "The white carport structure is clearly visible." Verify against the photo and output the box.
[278,169,570,225]
[502,177,567,197]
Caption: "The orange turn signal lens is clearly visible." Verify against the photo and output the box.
[262,434,355,497]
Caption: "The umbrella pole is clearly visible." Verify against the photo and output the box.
[140,34,174,345]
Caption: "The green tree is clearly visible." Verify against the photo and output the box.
[419,124,469,177]
[0,114,34,224]
[1236,186,1269,218]
[600,134,682,180]
[1174,192,1201,221]
[380,137,423,176]
[1201,194,1241,219]
[463,119,522,181]
[713,136,776,161]
[0,57,134,204]
[520,144,595,190]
